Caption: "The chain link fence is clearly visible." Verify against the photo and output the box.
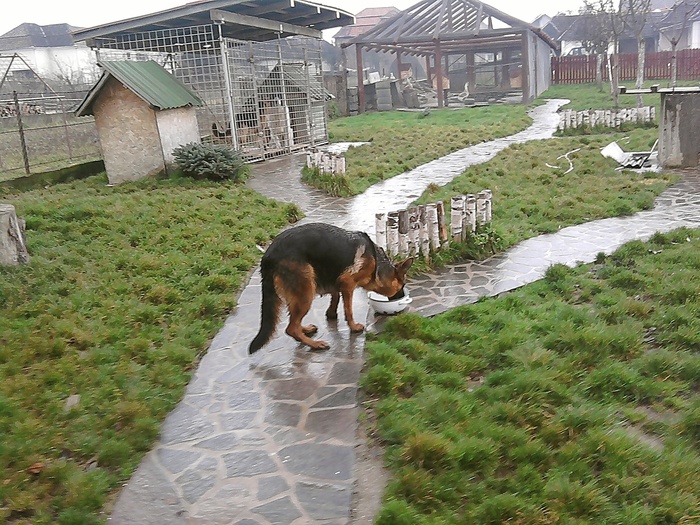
[0,55,102,182]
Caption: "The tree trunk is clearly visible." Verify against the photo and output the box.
[596,53,603,91]
[0,204,29,266]
[636,35,646,107]
[610,41,620,108]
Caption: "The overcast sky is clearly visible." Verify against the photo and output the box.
[1,0,586,41]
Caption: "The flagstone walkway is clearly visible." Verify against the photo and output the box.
[107,100,700,525]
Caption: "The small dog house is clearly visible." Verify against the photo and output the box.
[76,60,203,184]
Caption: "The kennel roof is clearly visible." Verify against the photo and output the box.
[75,60,203,117]
[72,0,354,45]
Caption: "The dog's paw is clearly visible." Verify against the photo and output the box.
[349,323,365,333]
[309,339,330,350]
[302,324,318,335]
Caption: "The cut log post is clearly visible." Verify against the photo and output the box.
[375,212,387,250]
[465,194,477,234]
[398,209,409,257]
[450,196,465,242]
[436,200,448,245]
[407,206,420,256]
[426,203,440,251]
[418,205,430,261]
[387,211,400,256]
[0,204,29,265]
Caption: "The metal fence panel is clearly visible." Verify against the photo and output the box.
[95,25,329,162]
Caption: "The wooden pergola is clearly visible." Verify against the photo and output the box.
[342,0,557,111]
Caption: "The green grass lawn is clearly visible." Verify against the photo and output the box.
[415,128,675,258]
[0,175,300,524]
[540,80,700,112]
[0,80,689,523]
[364,228,700,524]
[315,105,532,196]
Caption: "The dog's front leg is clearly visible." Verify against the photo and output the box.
[326,291,340,320]
[340,289,364,333]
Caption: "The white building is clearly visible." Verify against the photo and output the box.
[0,23,99,84]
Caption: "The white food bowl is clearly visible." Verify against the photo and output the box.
[367,290,412,315]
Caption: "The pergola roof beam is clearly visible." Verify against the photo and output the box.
[209,8,322,38]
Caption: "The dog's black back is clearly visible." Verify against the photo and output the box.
[261,223,375,293]
[249,223,411,353]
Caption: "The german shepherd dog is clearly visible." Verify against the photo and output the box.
[249,223,413,353]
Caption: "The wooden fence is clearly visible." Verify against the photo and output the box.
[552,48,700,84]
[375,191,492,260]
[558,106,656,130]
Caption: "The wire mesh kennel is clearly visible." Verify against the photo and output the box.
[93,24,329,161]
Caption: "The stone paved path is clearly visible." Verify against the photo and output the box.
[107,100,700,525]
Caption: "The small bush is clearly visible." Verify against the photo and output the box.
[173,142,249,182]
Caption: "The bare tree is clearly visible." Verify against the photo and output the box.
[654,0,700,86]
[580,1,613,90]
[620,0,653,106]
[601,0,627,107]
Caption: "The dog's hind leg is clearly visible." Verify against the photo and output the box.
[325,291,340,320]
[286,295,329,349]
[278,263,329,349]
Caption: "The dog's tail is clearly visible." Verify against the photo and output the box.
[249,264,280,354]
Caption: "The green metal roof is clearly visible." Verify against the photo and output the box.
[75,60,202,116]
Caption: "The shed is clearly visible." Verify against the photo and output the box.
[76,60,202,184]
[343,0,558,110]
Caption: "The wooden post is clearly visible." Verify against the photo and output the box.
[465,194,477,233]
[387,211,399,256]
[450,196,465,241]
[0,204,29,265]
[13,91,30,175]
[356,44,365,114]
[436,201,448,245]
[435,44,444,108]
[466,51,476,96]
[375,213,387,250]
[426,203,440,251]
[418,205,430,262]
[483,189,492,224]
[408,206,420,256]
[520,32,530,103]
[398,209,409,257]
[477,190,491,226]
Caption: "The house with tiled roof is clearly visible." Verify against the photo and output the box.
[334,7,401,46]
[0,23,98,84]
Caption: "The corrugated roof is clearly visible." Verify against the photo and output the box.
[75,60,202,116]
[72,0,354,45]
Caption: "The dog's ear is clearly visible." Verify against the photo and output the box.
[395,257,413,278]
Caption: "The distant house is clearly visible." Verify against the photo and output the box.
[75,61,202,185]
[538,0,700,56]
[657,1,700,50]
[334,7,401,47]
[0,23,98,84]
